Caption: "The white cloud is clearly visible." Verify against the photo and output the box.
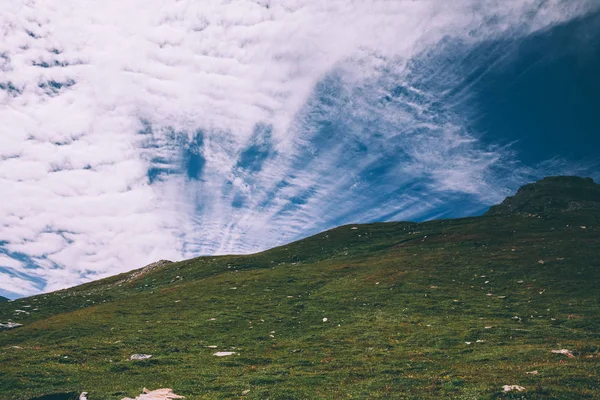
[0,272,41,297]
[0,0,597,296]
[0,254,24,269]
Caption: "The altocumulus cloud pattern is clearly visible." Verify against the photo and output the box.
[1,0,599,298]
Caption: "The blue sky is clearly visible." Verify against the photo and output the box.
[1,1,599,299]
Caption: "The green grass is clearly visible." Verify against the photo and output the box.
[1,180,599,399]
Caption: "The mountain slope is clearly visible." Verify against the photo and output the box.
[486,176,600,216]
[1,176,599,400]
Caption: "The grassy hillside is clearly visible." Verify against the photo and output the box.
[1,177,599,399]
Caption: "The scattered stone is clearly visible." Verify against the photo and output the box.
[465,342,472,345]
[476,340,485,343]
[497,296,507,299]
[207,318,216,321]
[79,392,88,400]
[213,351,236,357]
[538,260,545,265]
[0,322,23,330]
[526,370,538,375]
[484,326,493,329]
[503,385,525,393]
[206,345,218,349]
[517,280,524,284]
[580,226,586,229]
[130,354,153,360]
[120,260,174,284]
[242,389,250,395]
[351,227,358,230]
[322,317,328,322]
[122,388,184,400]
[551,349,575,358]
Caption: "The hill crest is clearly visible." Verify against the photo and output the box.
[485,175,600,216]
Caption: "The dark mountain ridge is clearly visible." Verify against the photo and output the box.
[486,175,600,216]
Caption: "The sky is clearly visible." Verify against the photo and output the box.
[1,0,599,299]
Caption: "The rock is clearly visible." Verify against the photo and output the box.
[122,388,184,400]
[526,370,538,375]
[79,392,88,400]
[503,385,525,393]
[0,322,23,330]
[130,354,153,360]
[551,349,575,358]
[242,389,250,395]
[213,351,236,357]
[322,317,328,322]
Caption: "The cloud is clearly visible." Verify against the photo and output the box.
[0,272,41,297]
[0,0,598,296]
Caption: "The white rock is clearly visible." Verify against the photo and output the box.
[551,349,575,358]
[79,392,88,400]
[503,385,525,392]
[122,388,184,400]
[0,322,23,330]
[322,317,328,322]
[213,351,236,357]
[130,354,152,360]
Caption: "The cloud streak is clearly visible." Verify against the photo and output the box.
[0,0,598,297]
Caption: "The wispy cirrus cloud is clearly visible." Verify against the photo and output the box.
[0,0,598,297]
